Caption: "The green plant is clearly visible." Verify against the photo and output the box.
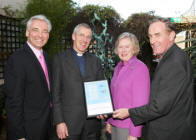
[177,38,196,78]
[19,0,76,57]
[90,13,115,81]
[122,12,157,78]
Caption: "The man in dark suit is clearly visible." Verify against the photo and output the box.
[112,18,196,140]
[4,15,52,140]
[52,23,105,140]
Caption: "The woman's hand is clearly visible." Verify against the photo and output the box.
[105,123,112,134]
[97,114,108,119]
[127,135,137,140]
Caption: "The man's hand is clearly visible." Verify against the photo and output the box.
[113,108,130,119]
[18,138,25,140]
[56,122,69,139]
[97,114,108,119]
[105,123,112,134]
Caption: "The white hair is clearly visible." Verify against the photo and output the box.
[26,14,52,32]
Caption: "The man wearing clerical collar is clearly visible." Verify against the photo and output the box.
[72,23,92,55]
[51,23,105,140]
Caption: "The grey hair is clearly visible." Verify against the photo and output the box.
[115,32,140,56]
[73,23,92,35]
[26,14,52,32]
[148,17,176,33]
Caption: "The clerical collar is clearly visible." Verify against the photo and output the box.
[77,53,83,56]
[72,48,85,57]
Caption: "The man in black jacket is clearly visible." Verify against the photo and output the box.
[52,23,105,140]
[5,15,52,140]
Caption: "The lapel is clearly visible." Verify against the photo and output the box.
[154,44,176,76]
[24,43,49,91]
[65,49,93,81]
[84,53,91,79]
[66,49,83,79]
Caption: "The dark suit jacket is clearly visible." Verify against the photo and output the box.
[129,44,196,140]
[5,43,51,140]
[52,49,105,135]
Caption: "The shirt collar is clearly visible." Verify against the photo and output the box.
[155,43,174,63]
[72,48,85,57]
[119,56,137,67]
[27,41,43,59]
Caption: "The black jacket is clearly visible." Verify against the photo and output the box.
[129,44,196,140]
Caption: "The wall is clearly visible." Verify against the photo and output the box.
[0,0,28,16]
[0,79,4,85]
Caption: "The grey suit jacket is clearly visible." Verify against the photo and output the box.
[51,49,105,135]
[129,44,196,140]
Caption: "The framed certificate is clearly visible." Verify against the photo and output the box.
[84,80,114,118]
